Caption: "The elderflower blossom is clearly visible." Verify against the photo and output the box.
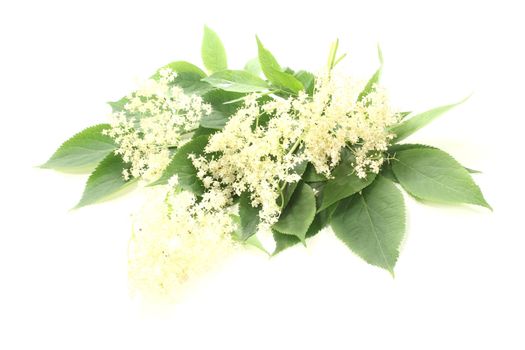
[104,69,212,182]
[191,71,399,229]
[191,95,304,227]
[128,181,238,302]
[286,71,399,178]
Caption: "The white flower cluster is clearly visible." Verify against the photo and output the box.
[124,70,399,300]
[191,71,399,228]
[191,95,305,227]
[128,182,237,301]
[271,72,399,178]
[104,69,212,182]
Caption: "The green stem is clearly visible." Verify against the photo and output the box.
[277,135,304,207]
[327,38,340,71]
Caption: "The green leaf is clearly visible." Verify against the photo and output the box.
[273,184,337,255]
[319,154,377,212]
[279,161,308,208]
[74,153,136,209]
[380,162,398,183]
[203,70,269,93]
[391,147,491,209]
[273,182,316,243]
[200,90,244,129]
[275,200,338,255]
[272,230,301,255]
[201,26,227,73]
[331,176,405,275]
[294,70,315,96]
[399,111,411,120]
[40,124,116,173]
[150,136,209,194]
[244,57,262,76]
[303,163,327,182]
[192,126,217,138]
[203,89,244,109]
[388,143,480,175]
[390,96,470,142]
[357,44,383,101]
[200,109,229,129]
[388,143,436,153]
[172,72,213,95]
[151,61,207,79]
[465,167,482,174]
[256,36,303,94]
[230,214,269,254]
[238,192,261,240]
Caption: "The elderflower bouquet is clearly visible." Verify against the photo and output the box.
[41,27,490,300]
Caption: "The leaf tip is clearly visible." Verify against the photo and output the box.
[388,268,396,278]
[255,35,263,48]
[483,201,493,212]
[300,237,307,247]
[70,202,83,211]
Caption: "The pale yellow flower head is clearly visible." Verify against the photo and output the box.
[104,69,212,182]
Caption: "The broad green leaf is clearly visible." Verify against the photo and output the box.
[200,109,229,129]
[319,154,377,212]
[202,89,244,110]
[388,143,436,153]
[279,161,308,208]
[303,163,327,182]
[272,230,301,255]
[150,136,209,194]
[40,124,116,173]
[74,153,136,209]
[331,176,405,275]
[380,162,398,183]
[245,234,269,255]
[388,143,480,174]
[201,26,227,73]
[229,215,268,254]
[357,45,383,101]
[256,37,303,94]
[244,57,262,76]
[390,96,470,142]
[272,182,316,243]
[151,61,207,79]
[172,72,213,95]
[307,202,337,237]
[200,90,244,129]
[294,70,315,95]
[192,127,217,138]
[274,199,338,256]
[203,70,269,93]
[391,147,491,208]
[238,192,261,240]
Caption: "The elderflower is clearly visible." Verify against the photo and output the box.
[192,71,399,231]
[104,69,212,182]
[191,95,305,228]
[289,71,400,178]
[128,183,238,302]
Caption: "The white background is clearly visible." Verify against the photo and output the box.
[1,0,524,349]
